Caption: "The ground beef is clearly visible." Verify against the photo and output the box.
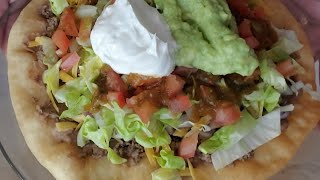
[238,151,254,161]
[111,140,145,166]
[40,4,59,37]
[190,150,212,165]
[36,103,59,120]
[80,143,107,158]
[170,136,182,153]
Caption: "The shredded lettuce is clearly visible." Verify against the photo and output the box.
[77,110,127,164]
[198,110,256,154]
[105,102,150,141]
[243,83,280,118]
[106,147,127,164]
[151,168,182,180]
[79,55,103,93]
[75,5,98,19]
[29,36,58,67]
[211,106,293,170]
[54,78,92,119]
[49,0,69,16]
[259,58,288,92]
[43,60,62,112]
[135,116,171,148]
[153,108,182,129]
[156,150,185,170]
[273,27,303,55]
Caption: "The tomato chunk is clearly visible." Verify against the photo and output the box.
[178,131,199,159]
[276,59,296,77]
[165,75,185,98]
[238,19,252,38]
[228,0,251,17]
[52,29,70,54]
[107,91,126,108]
[252,6,266,20]
[103,68,128,94]
[168,95,192,113]
[211,102,241,128]
[245,36,260,49]
[60,52,80,72]
[133,100,159,123]
[59,8,78,37]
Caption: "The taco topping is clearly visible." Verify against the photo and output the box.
[28,0,320,179]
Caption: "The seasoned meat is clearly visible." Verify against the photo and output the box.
[190,150,212,165]
[41,4,55,19]
[36,103,59,120]
[170,136,182,153]
[40,4,59,37]
[112,140,145,166]
[238,151,254,161]
[281,118,289,131]
[80,143,107,158]
[45,17,59,37]
[193,70,221,86]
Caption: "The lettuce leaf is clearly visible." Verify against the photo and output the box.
[105,102,149,141]
[198,110,256,154]
[49,0,69,16]
[106,147,127,164]
[151,168,182,180]
[79,55,103,93]
[273,27,303,55]
[243,83,280,117]
[155,150,185,170]
[33,36,59,67]
[210,106,292,170]
[43,60,62,112]
[153,108,182,129]
[259,58,288,93]
[135,116,171,148]
[75,5,98,19]
[54,78,92,119]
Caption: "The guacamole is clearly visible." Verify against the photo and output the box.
[154,0,259,76]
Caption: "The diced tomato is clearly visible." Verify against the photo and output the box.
[165,75,185,98]
[133,100,159,123]
[104,69,128,94]
[238,19,252,38]
[107,91,126,108]
[78,17,93,41]
[52,29,70,54]
[61,53,72,61]
[245,36,260,49]
[168,95,192,113]
[173,66,197,77]
[60,52,80,72]
[252,6,266,20]
[178,131,199,159]
[276,59,296,77]
[58,8,78,37]
[211,102,241,128]
[228,0,251,17]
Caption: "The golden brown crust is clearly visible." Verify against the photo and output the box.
[6,0,320,179]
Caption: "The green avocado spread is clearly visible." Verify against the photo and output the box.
[154,0,259,76]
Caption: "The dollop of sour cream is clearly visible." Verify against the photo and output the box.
[90,0,176,77]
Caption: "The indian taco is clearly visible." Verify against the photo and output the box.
[7,0,320,179]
